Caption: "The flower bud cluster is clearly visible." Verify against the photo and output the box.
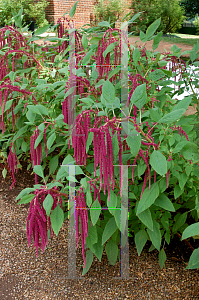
[27,186,63,256]
[7,143,18,189]
[75,188,88,268]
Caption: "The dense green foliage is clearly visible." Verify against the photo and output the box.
[129,0,185,35]
[180,0,199,18]
[92,0,124,27]
[0,0,49,27]
[0,4,199,275]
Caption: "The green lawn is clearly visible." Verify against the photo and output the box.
[162,33,199,46]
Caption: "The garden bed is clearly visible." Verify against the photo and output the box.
[1,161,199,300]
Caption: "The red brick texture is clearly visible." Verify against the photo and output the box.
[45,0,132,29]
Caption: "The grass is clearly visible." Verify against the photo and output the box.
[161,33,199,46]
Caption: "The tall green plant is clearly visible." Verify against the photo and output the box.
[0,3,199,276]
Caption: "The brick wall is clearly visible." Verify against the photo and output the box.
[45,0,132,29]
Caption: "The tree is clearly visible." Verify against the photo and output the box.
[129,0,185,35]
[180,0,199,19]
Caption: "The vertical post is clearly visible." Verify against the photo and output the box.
[116,21,130,279]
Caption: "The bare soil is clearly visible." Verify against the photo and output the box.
[1,158,199,300]
[128,36,195,59]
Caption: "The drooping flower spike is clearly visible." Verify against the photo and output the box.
[27,187,63,256]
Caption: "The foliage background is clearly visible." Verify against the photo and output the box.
[129,0,185,35]
[0,0,49,27]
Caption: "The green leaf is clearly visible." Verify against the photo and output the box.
[154,193,175,212]
[81,50,93,65]
[69,1,79,18]
[147,221,161,251]
[150,150,167,176]
[135,229,148,256]
[179,172,188,190]
[130,83,147,109]
[112,133,119,157]
[27,105,40,115]
[92,226,103,261]
[171,44,182,58]
[103,42,116,58]
[87,221,98,244]
[161,214,169,231]
[152,31,163,50]
[121,205,128,235]
[137,208,153,231]
[105,239,118,265]
[113,209,121,230]
[165,231,170,244]
[136,182,159,215]
[102,80,115,103]
[140,30,146,42]
[127,12,141,23]
[35,25,50,36]
[186,248,199,269]
[149,108,161,122]
[158,109,186,124]
[101,217,118,245]
[62,154,74,166]
[173,141,189,154]
[107,190,117,215]
[148,69,165,81]
[145,18,161,40]
[50,205,64,236]
[34,132,43,149]
[126,130,141,157]
[43,194,54,217]
[181,142,199,162]
[47,132,56,149]
[108,66,120,80]
[13,125,29,142]
[49,155,58,174]
[98,21,110,27]
[82,34,88,50]
[185,165,192,177]
[174,185,184,199]
[159,248,166,269]
[37,105,49,116]
[4,99,13,111]
[86,132,93,153]
[33,165,44,179]
[133,47,140,65]
[17,194,35,205]
[26,110,35,124]
[181,222,199,241]
[58,67,68,74]
[90,200,101,226]
[172,212,187,233]
[2,168,7,179]
[86,189,92,207]
[16,188,36,201]
[82,249,93,275]
[172,96,192,112]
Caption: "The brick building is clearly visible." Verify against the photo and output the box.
[45,0,132,28]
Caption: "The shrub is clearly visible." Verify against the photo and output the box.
[129,0,185,35]
[193,15,199,35]
[0,0,49,27]
[92,0,124,27]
